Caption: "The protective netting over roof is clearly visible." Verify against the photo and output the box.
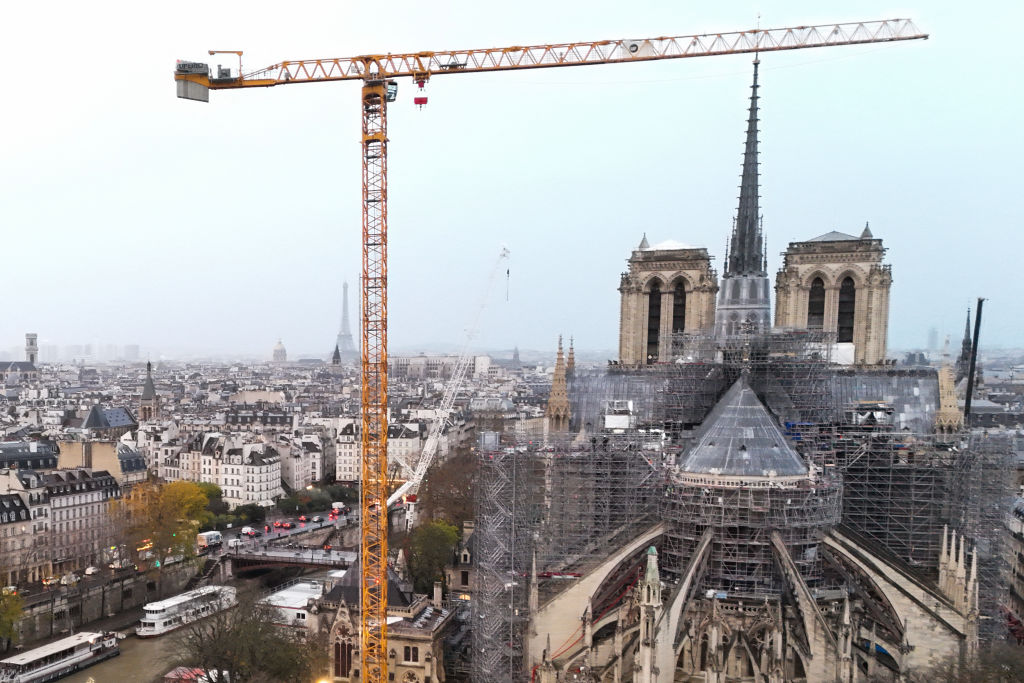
[680,376,807,477]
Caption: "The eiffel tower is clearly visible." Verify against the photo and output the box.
[336,281,359,361]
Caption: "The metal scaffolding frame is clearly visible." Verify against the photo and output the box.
[470,327,1017,681]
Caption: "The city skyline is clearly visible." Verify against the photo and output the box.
[2,1,1020,357]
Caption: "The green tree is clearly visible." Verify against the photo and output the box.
[171,593,326,682]
[233,504,267,524]
[406,520,460,593]
[0,592,23,652]
[120,481,211,593]
[197,482,229,516]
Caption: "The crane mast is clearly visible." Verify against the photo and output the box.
[173,19,926,683]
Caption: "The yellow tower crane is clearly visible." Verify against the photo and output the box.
[174,19,926,683]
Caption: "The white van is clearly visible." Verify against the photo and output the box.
[227,538,245,549]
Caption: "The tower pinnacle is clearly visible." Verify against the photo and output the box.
[727,58,765,277]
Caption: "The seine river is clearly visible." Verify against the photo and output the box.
[63,634,175,683]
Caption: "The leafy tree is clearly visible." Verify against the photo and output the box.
[171,593,327,682]
[418,447,477,524]
[405,520,460,594]
[0,592,22,652]
[120,481,210,593]
[197,482,230,516]
[233,504,267,524]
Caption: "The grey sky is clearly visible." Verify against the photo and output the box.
[2,1,1020,359]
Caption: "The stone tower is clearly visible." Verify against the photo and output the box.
[545,336,571,432]
[618,236,718,364]
[139,360,159,421]
[774,222,892,364]
[714,59,772,338]
[25,333,38,365]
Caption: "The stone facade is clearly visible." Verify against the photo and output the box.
[774,227,892,364]
[618,239,717,364]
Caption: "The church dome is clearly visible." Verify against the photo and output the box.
[272,340,287,362]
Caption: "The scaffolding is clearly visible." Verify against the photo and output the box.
[470,326,1017,682]
[954,431,1016,642]
[470,432,539,683]
[661,469,842,594]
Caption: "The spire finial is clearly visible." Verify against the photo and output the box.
[638,233,650,250]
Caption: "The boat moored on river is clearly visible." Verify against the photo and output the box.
[0,632,119,683]
[137,585,237,638]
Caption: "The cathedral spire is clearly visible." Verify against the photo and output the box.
[545,336,571,433]
[566,336,575,380]
[727,59,765,277]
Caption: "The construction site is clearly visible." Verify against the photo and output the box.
[470,328,1016,681]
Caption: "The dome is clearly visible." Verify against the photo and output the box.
[272,340,287,362]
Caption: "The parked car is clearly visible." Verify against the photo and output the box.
[84,566,100,575]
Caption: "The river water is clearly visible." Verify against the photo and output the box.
[62,633,175,683]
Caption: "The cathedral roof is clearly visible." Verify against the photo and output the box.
[679,376,807,478]
[806,230,861,242]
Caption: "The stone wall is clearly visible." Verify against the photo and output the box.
[14,562,196,645]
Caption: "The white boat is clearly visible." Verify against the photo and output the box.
[0,631,119,683]
[136,585,238,638]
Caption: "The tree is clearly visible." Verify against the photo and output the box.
[197,482,229,516]
[120,481,211,593]
[171,593,327,682]
[418,446,477,524]
[233,504,267,524]
[0,592,22,652]
[405,520,460,594]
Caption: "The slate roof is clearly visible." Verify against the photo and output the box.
[83,405,138,430]
[806,230,861,242]
[329,563,414,608]
[679,376,807,477]
[141,362,157,400]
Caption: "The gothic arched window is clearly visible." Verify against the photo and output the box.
[672,281,686,334]
[837,277,856,343]
[647,281,662,363]
[334,637,354,677]
[807,277,825,329]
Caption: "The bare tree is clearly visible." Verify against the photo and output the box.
[169,593,326,683]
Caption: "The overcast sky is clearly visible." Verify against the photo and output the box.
[1,1,1020,360]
